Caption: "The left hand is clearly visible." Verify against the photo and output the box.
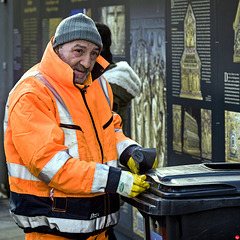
[127,146,157,174]
[116,171,150,198]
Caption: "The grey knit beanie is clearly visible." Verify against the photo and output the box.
[52,13,103,49]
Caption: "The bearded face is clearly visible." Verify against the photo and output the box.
[56,40,100,84]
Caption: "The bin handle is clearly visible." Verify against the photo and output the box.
[204,162,240,170]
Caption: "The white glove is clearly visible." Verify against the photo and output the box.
[116,171,150,198]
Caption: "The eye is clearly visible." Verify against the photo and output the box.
[91,51,99,60]
[74,49,84,56]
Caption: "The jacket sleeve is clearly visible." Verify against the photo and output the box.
[8,90,121,195]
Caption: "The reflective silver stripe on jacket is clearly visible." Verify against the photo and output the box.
[115,128,122,133]
[104,159,118,167]
[4,72,72,184]
[98,76,125,138]
[4,71,39,135]
[11,211,119,234]
[7,162,40,181]
[7,149,71,184]
[117,139,140,159]
[38,149,71,184]
[35,73,79,160]
[97,75,111,108]
[91,163,110,193]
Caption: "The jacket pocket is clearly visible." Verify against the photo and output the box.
[59,123,93,161]
[103,115,113,130]
[59,123,83,132]
[52,197,67,212]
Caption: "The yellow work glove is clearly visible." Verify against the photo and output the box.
[127,156,140,174]
[116,171,150,198]
[120,146,158,174]
[127,156,158,174]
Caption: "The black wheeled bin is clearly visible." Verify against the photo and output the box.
[123,162,240,240]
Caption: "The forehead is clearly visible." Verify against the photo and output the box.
[63,39,100,51]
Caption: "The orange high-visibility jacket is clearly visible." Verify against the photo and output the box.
[4,39,138,239]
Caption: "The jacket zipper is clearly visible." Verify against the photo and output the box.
[79,86,109,230]
[80,88,109,229]
[80,88,104,163]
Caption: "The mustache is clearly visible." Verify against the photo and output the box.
[73,64,89,73]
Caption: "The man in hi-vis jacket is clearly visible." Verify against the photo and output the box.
[4,13,157,240]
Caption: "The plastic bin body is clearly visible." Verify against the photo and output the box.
[123,163,240,240]
[144,206,240,240]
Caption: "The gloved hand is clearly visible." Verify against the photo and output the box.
[116,171,150,198]
[120,146,158,174]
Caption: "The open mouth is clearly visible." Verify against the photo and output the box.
[74,69,87,76]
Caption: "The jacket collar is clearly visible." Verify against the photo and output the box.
[39,38,109,89]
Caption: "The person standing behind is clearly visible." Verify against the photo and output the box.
[4,13,156,240]
[96,22,141,135]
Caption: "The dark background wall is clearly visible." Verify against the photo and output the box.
[1,0,240,194]
[1,1,240,239]
[0,0,13,195]
[0,0,167,192]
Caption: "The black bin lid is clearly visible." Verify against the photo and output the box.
[123,163,240,216]
[146,162,240,198]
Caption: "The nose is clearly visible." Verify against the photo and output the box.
[80,54,91,69]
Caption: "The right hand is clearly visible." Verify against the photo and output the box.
[120,145,157,174]
[116,171,150,198]
[128,147,157,174]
